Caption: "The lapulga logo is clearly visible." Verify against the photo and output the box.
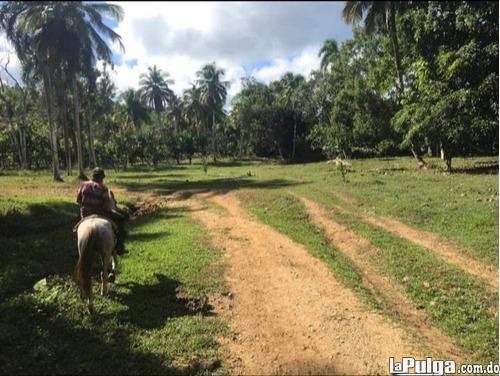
[389,357,455,376]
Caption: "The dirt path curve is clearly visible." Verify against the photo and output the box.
[176,192,428,375]
[334,192,498,292]
[362,215,498,292]
[298,196,468,364]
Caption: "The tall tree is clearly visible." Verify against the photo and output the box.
[1,1,125,179]
[139,65,174,134]
[0,2,62,180]
[195,62,229,161]
[342,1,426,167]
[273,73,305,160]
[122,88,150,130]
[318,39,339,71]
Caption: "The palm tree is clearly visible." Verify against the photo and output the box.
[342,1,404,92]
[122,88,150,129]
[274,73,305,160]
[166,93,183,136]
[342,1,426,167]
[0,2,63,180]
[318,39,339,71]
[139,65,174,133]
[183,85,203,132]
[1,2,125,180]
[195,62,229,161]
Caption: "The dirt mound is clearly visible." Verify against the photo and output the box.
[124,196,170,217]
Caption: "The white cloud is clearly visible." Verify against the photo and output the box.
[0,2,352,106]
[251,45,321,84]
[0,35,22,85]
[106,2,352,106]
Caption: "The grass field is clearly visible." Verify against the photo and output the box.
[0,156,497,372]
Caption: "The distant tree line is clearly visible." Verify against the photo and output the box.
[0,1,497,179]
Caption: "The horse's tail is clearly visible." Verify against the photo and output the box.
[75,224,98,298]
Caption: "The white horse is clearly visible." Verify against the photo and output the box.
[75,216,118,314]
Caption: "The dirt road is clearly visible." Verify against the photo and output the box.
[178,192,429,375]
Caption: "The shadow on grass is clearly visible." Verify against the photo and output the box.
[0,294,189,374]
[452,162,498,175]
[0,201,79,238]
[110,274,213,330]
[113,173,188,180]
[0,202,190,301]
[118,176,305,200]
[0,201,80,300]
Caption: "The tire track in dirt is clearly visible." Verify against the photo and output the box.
[299,196,468,364]
[177,192,427,375]
[333,192,498,292]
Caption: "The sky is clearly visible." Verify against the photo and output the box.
[0,1,353,106]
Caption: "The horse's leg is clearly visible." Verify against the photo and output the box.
[101,254,109,296]
[108,249,118,283]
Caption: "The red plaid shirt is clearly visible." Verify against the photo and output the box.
[76,181,112,218]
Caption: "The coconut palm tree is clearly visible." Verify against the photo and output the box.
[139,65,174,133]
[183,85,204,132]
[166,93,183,136]
[1,2,125,179]
[318,39,339,71]
[122,88,150,129]
[274,73,305,160]
[342,1,404,93]
[195,62,229,161]
[342,1,426,167]
[0,2,63,180]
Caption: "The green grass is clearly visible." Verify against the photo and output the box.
[0,190,227,374]
[0,156,497,371]
[101,156,498,265]
[327,207,498,363]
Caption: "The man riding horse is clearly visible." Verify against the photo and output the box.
[76,167,127,255]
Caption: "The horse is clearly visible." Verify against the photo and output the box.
[75,216,118,315]
[75,217,118,314]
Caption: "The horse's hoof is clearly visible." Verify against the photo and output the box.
[108,273,116,283]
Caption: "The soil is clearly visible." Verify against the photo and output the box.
[299,197,468,364]
[178,192,428,375]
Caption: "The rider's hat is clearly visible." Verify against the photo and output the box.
[92,167,105,179]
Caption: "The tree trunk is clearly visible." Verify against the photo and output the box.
[212,110,217,163]
[9,130,22,167]
[85,114,96,168]
[43,70,63,182]
[62,94,72,175]
[389,4,426,168]
[54,73,71,175]
[411,147,427,168]
[18,127,27,169]
[441,146,452,171]
[291,114,297,160]
[72,75,86,180]
[389,2,404,94]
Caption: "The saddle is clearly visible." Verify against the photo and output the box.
[73,214,118,233]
